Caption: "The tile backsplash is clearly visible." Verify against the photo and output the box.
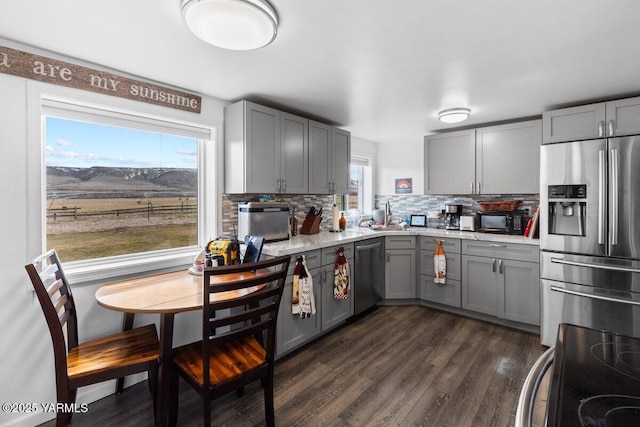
[222,193,539,234]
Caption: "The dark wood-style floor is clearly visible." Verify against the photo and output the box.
[40,305,549,426]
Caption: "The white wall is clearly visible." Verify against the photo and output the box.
[375,139,424,195]
[0,61,228,425]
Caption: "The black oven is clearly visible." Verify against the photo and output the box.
[477,210,526,235]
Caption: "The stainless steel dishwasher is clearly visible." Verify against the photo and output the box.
[354,237,385,315]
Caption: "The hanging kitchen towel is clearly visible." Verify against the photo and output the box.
[433,239,446,284]
[292,255,315,318]
[334,246,350,299]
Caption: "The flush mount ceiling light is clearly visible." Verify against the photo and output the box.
[181,0,278,51]
[438,108,471,123]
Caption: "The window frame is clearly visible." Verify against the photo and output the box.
[27,82,218,284]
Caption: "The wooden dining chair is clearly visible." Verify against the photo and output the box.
[168,255,291,426]
[25,249,160,427]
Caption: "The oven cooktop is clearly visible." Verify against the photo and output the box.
[547,324,640,426]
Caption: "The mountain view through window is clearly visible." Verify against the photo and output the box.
[45,116,199,262]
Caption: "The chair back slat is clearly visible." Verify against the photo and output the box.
[201,255,290,390]
[25,249,79,358]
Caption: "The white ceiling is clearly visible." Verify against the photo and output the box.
[2,0,640,145]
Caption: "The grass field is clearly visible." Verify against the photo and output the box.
[46,197,198,261]
[48,223,197,261]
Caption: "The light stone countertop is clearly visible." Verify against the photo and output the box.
[262,227,539,257]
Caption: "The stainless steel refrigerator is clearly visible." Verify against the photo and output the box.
[540,136,640,346]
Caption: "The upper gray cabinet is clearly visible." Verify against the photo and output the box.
[308,121,351,194]
[543,96,640,144]
[424,120,541,195]
[226,101,349,195]
[476,120,542,194]
[424,129,476,195]
[226,101,308,194]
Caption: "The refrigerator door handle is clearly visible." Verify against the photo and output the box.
[610,148,619,247]
[598,149,606,245]
[550,256,640,274]
[550,285,640,306]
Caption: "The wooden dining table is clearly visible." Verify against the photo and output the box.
[95,268,270,427]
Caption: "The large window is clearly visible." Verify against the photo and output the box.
[40,96,212,268]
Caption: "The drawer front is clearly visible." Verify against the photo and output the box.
[418,276,461,308]
[385,235,416,250]
[287,249,322,275]
[419,236,461,253]
[420,250,461,281]
[462,240,539,262]
[321,243,355,266]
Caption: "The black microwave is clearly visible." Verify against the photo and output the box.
[477,210,526,235]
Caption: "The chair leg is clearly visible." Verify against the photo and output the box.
[236,386,245,397]
[203,392,211,427]
[264,370,275,427]
[149,363,158,425]
[55,387,75,427]
[168,365,179,427]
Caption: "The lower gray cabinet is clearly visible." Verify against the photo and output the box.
[276,250,322,357]
[276,266,323,356]
[276,244,354,358]
[418,237,462,308]
[385,236,416,299]
[320,263,354,331]
[461,241,540,325]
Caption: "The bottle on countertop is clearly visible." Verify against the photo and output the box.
[339,212,346,231]
[291,207,298,236]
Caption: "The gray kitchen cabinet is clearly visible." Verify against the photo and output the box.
[475,120,541,194]
[418,237,461,308]
[225,100,279,194]
[320,243,354,331]
[276,250,322,357]
[308,120,351,194]
[276,244,355,358]
[384,236,416,299]
[543,96,640,144]
[461,241,540,325]
[280,112,309,194]
[425,120,541,195]
[424,129,475,194]
[225,100,308,194]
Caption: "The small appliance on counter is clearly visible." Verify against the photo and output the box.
[477,210,526,235]
[238,202,290,242]
[460,215,476,231]
[444,204,463,230]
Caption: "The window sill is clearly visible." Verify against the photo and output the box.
[63,247,201,285]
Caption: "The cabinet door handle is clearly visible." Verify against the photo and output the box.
[386,250,390,262]
[499,259,503,274]
[598,121,604,138]
[470,182,474,194]
[276,178,281,192]
[490,244,507,248]
[492,258,496,272]
[608,119,615,137]
[477,182,481,194]
[282,178,286,192]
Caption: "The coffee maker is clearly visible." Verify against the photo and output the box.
[445,204,463,230]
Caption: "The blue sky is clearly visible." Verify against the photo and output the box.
[45,117,198,169]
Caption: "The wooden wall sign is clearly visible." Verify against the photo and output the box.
[0,45,202,113]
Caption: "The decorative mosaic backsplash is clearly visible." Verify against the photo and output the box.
[374,194,540,226]
[222,194,335,234]
[222,193,540,234]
